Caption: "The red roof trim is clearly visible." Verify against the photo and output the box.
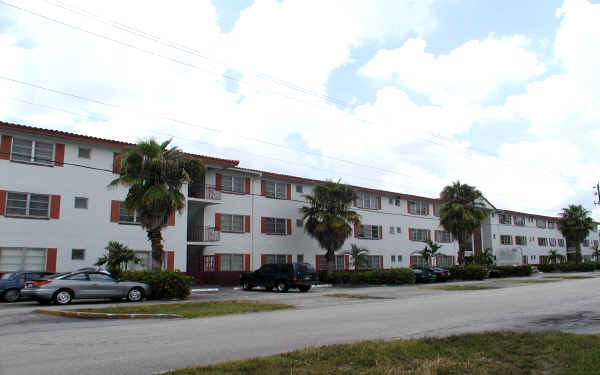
[0,121,239,167]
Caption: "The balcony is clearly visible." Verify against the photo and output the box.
[188,184,221,201]
[187,226,220,243]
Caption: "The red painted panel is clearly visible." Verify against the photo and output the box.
[261,254,267,266]
[261,217,266,233]
[286,184,291,200]
[245,178,251,194]
[112,152,121,174]
[0,135,12,160]
[215,173,222,191]
[245,216,251,233]
[261,181,266,196]
[244,254,250,271]
[167,251,175,270]
[54,143,65,167]
[46,248,57,272]
[0,190,6,215]
[167,212,175,226]
[50,195,61,219]
[215,213,221,231]
[287,254,292,263]
[110,200,119,222]
[287,219,292,235]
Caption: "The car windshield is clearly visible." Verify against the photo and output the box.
[1,273,15,280]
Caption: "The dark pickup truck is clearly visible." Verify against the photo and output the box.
[241,262,318,292]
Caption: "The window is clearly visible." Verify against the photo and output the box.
[396,227,401,234]
[11,138,54,165]
[296,219,303,228]
[408,200,428,215]
[220,254,244,271]
[358,225,380,240]
[528,216,535,223]
[0,247,46,272]
[536,219,546,229]
[522,255,528,265]
[538,238,548,246]
[397,255,403,263]
[265,181,286,199]
[297,254,304,263]
[266,254,287,264]
[411,255,426,267]
[318,255,345,270]
[433,202,441,217]
[547,221,555,229]
[514,216,525,226]
[221,214,244,233]
[515,236,527,245]
[71,249,85,260]
[409,229,430,242]
[78,147,91,159]
[89,273,116,282]
[74,197,88,209]
[366,255,381,269]
[222,175,245,193]
[65,273,88,281]
[558,239,565,247]
[296,185,303,193]
[5,192,49,217]
[549,238,557,247]
[391,255,396,262]
[356,191,378,209]
[389,197,393,205]
[389,226,395,234]
[530,255,536,261]
[118,203,141,224]
[583,240,590,247]
[128,251,151,270]
[500,235,513,245]
[435,230,452,243]
[594,240,599,248]
[395,198,401,206]
[438,255,453,267]
[266,218,286,235]
[499,214,512,225]
[539,256,549,265]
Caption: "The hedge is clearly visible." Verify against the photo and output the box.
[446,265,489,280]
[120,270,193,300]
[491,265,533,277]
[538,262,599,273]
[321,268,415,286]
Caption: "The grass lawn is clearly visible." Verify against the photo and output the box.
[421,285,501,291]
[543,275,595,279]
[324,293,386,299]
[165,331,600,374]
[73,300,294,319]
[500,279,561,284]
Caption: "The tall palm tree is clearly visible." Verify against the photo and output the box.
[557,205,594,264]
[345,244,369,272]
[300,181,360,274]
[110,139,205,270]
[547,249,565,265]
[439,181,489,265]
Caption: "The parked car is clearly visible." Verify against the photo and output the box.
[1,271,56,302]
[241,262,317,292]
[21,270,151,305]
[411,267,437,283]
[488,268,504,278]
[411,266,450,282]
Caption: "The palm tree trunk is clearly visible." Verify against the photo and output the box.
[148,229,164,270]
[457,238,465,266]
[326,249,335,274]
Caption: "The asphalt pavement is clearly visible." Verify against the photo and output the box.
[1,274,600,375]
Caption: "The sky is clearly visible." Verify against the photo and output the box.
[0,0,599,220]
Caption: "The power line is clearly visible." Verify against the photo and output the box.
[6,98,434,194]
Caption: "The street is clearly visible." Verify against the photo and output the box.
[1,276,600,375]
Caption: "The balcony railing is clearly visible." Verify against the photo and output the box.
[188,184,221,200]
[187,226,220,242]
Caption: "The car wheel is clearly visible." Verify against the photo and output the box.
[298,285,311,293]
[274,281,288,293]
[54,289,73,305]
[242,281,253,291]
[127,287,144,302]
[3,289,20,303]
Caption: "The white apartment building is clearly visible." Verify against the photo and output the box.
[1,122,598,284]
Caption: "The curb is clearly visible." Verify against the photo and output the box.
[33,309,183,319]
[191,288,219,293]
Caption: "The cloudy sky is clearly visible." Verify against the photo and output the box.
[1,0,599,219]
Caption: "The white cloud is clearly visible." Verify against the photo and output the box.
[361,36,545,105]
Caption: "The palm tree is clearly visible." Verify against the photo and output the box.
[547,249,565,265]
[557,205,594,263]
[439,181,489,265]
[345,244,369,271]
[300,181,360,274]
[473,248,496,267]
[110,139,206,270]
[95,241,141,278]
[419,239,443,266]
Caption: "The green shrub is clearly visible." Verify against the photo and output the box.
[447,265,488,280]
[120,270,193,300]
[538,262,597,273]
[324,269,415,285]
[492,265,533,277]
[538,264,558,273]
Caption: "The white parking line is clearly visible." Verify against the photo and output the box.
[191,288,219,293]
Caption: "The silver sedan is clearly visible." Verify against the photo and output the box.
[21,271,151,305]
